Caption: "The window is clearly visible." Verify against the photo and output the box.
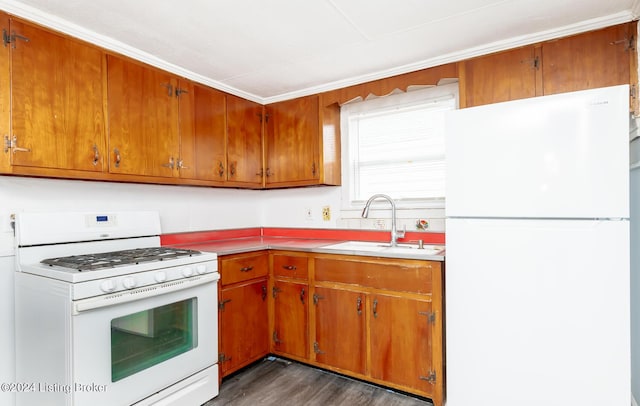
[340,83,458,211]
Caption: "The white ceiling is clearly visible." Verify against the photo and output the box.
[0,0,638,103]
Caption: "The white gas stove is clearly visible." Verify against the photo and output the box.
[14,211,220,406]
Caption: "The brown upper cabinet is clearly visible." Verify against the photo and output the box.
[107,55,182,178]
[264,95,340,188]
[460,23,636,108]
[7,18,107,173]
[0,13,636,187]
[225,94,264,187]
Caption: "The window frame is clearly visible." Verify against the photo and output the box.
[339,83,459,216]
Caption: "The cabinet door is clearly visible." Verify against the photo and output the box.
[178,82,227,181]
[226,94,263,185]
[219,279,269,376]
[107,55,179,177]
[369,293,436,395]
[265,95,319,185]
[461,46,539,108]
[10,19,106,172]
[272,280,308,359]
[542,24,631,96]
[313,286,366,374]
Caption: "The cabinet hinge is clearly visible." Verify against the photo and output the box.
[419,370,437,384]
[272,286,281,298]
[418,311,436,324]
[313,341,325,355]
[218,298,231,311]
[610,36,636,52]
[313,293,324,305]
[2,29,29,48]
[273,330,282,344]
[3,135,10,153]
[219,353,231,363]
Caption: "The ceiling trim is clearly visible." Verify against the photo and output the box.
[0,1,636,104]
[263,10,637,104]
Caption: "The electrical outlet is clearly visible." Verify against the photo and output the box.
[322,206,331,221]
[305,207,313,221]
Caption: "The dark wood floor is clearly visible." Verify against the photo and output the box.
[203,357,433,406]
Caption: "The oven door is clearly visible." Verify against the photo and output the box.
[71,273,219,406]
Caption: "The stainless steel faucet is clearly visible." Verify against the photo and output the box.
[361,194,405,246]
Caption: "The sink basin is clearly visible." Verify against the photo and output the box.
[319,241,445,258]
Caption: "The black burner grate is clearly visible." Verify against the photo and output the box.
[41,247,202,271]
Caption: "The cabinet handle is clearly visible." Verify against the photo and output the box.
[299,288,305,304]
[311,162,316,177]
[373,298,378,318]
[265,168,272,177]
[113,148,121,168]
[218,161,225,177]
[261,285,267,301]
[256,168,264,177]
[92,144,100,166]
[356,296,362,316]
[160,83,173,97]
[161,157,175,169]
[239,266,253,272]
[282,265,297,271]
[230,162,236,176]
[272,286,281,298]
[175,87,188,97]
[177,159,188,170]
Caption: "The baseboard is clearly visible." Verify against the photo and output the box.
[632,393,638,406]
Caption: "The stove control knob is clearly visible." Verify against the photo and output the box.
[155,272,167,283]
[196,265,207,274]
[182,267,194,277]
[100,279,116,293]
[123,277,137,289]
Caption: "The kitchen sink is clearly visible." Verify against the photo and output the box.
[318,241,445,258]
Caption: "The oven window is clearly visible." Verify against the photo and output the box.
[111,298,197,382]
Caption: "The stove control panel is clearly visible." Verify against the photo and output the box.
[73,261,218,300]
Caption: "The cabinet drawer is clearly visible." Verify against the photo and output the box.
[272,254,309,280]
[220,252,268,285]
[314,256,438,294]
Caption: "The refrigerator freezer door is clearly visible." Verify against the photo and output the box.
[445,85,629,219]
[445,218,630,406]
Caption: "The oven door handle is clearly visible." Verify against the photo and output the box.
[73,273,220,315]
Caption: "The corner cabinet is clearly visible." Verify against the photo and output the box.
[264,95,341,188]
[4,18,107,174]
[312,254,444,406]
[218,252,270,378]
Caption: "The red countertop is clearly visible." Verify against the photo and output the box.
[161,227,445,258]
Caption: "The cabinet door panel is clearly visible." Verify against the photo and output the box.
[107,55,178,177]
[462,46,538,107]
[542,24,631,95]
[265,95,319,185]
[272,280,308,358]
[179,82,226,181]
[219,279,269,376]
[226,95,263,185]
[313,287,366,374]
[10,20,106,172]
[370,294,435,394]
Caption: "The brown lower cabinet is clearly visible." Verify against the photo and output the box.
[218,252,269,377]
[218,250,444,406]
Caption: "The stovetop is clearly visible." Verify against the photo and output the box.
[41,247,203,271]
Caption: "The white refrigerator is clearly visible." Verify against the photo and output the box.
[444,85,630,406]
